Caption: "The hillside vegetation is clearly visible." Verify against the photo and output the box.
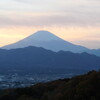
[0,70,100,100]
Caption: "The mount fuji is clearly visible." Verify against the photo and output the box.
[2,31,89,53]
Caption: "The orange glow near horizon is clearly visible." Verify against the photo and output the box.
[0,26,100,49]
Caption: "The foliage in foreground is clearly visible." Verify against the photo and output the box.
[0,70,100,100]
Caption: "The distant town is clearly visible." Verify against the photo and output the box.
[0,72,75,89]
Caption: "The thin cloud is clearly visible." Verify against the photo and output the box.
[0,0,100,27]
[0,0,100,48]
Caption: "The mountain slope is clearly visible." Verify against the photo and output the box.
[0,46,100,73]
[0,70,100,100]
[2,31,89,53]
[86,49,100,57]
[2,30,100,57]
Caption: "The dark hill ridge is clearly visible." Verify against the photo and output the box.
[0,70,100,100]
[0,46,100,73]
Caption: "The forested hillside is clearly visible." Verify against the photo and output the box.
[0,70,100,100]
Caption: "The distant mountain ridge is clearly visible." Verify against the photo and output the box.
[0,46,100,73]
[2,30,100,56]
[2,31,89,53]
[86,49,100,57]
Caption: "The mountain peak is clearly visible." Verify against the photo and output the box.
[29,30,61,41]
[35,30,51,33]
[2,30,89,53]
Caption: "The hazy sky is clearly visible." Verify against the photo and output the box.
[0,0,100,49]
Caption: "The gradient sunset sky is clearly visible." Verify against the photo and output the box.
[0,0,100,49]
